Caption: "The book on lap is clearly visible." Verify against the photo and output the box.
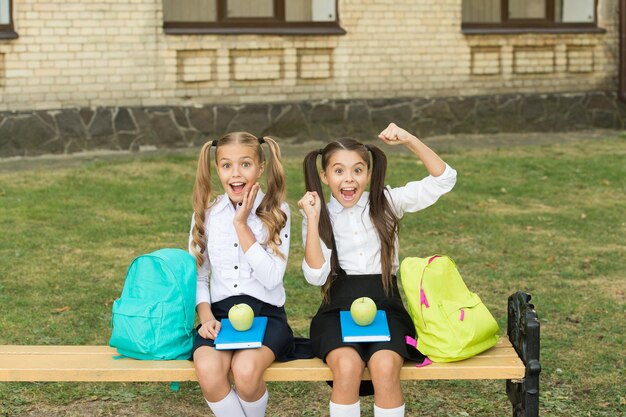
[340,310,391,343]
[214,316,268,350]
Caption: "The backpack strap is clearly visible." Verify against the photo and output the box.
[172,274,193,337]
[420,255,443,308]
[427,255,441,264]
[415,357,433,368]
[161,257,194,337]
[405,336,432,367]
[420,286,430,308]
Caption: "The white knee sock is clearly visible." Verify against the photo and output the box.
[373,403,405,417]
[238,389,269,417]
[329,400,361,417]
[205,388,246,417]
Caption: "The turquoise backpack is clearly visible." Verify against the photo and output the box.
[400,255,500,362]
[109,248,197,360]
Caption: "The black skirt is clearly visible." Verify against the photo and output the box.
[192,295,312,362]
[310,274,424,364]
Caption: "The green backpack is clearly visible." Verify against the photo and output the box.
[400,255,500,362]
[109,248,197,360]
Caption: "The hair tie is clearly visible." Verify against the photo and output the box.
[211,139,218,147]
[258,137,265,144]
[318,148,323,155]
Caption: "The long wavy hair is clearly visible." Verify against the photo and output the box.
[303,138,399,303]
[190,132,287,268]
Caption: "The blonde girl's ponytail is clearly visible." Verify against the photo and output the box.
[257,136,288,260]
[190,141,215,268]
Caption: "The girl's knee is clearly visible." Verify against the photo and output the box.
[231,359,264,385]
[231,362,266,399]
[194,354,229,383]
[195,361,213,378]
[368,351,402,383]
[333,360,364,380]
[328,351,365,380]
[196,365,229,396]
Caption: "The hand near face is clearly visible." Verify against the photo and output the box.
[233,182,260,225]
[378,122,417,146]
[298,191,321,221]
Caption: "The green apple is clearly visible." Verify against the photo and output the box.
[228,303,254,331]
[350,297,377,326]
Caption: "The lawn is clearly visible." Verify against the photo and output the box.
[0,135,624,417]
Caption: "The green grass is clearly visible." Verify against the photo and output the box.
[1,136,625,417]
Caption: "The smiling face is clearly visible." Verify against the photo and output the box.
[321,149,371,208]
[215,143,264,205]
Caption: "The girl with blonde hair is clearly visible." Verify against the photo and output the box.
[189,132,295,417]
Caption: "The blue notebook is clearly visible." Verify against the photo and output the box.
[340,310,391,343]
[214,316,268,350]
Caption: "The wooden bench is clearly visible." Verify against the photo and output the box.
[0,292,540,417]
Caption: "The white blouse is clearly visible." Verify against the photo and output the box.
[189,191,291,307]
[302,164,457,286]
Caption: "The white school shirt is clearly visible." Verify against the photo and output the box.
[189,190,291,307]
[302,164,457,286]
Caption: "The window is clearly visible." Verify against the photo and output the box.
[0,0,17,39]
[163,0,345,35]
[462,0,601,33]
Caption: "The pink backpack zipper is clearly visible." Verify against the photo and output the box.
[419,256,441,328]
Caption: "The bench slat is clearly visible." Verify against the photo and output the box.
[0,337,516,355]
[0,337,525,382]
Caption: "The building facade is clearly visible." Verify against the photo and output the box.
[0,0,624,156]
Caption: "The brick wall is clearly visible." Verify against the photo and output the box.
[0,0,620,112]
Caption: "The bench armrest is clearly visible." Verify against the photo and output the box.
[506,291,541,417]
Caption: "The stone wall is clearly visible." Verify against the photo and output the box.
[1,92,624,157]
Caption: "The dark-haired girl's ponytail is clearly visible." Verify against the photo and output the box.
[303,150,344,303]
[367,144,399,297]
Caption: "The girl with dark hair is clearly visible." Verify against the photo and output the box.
[298,123,457,417]
[189,132,295,417]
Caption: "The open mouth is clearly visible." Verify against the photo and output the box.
[230,182,246,194]
[340,187,357,201]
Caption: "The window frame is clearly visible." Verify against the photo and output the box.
[163,0,346,35]
[0,0,17,39]
[462,0,604,34]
